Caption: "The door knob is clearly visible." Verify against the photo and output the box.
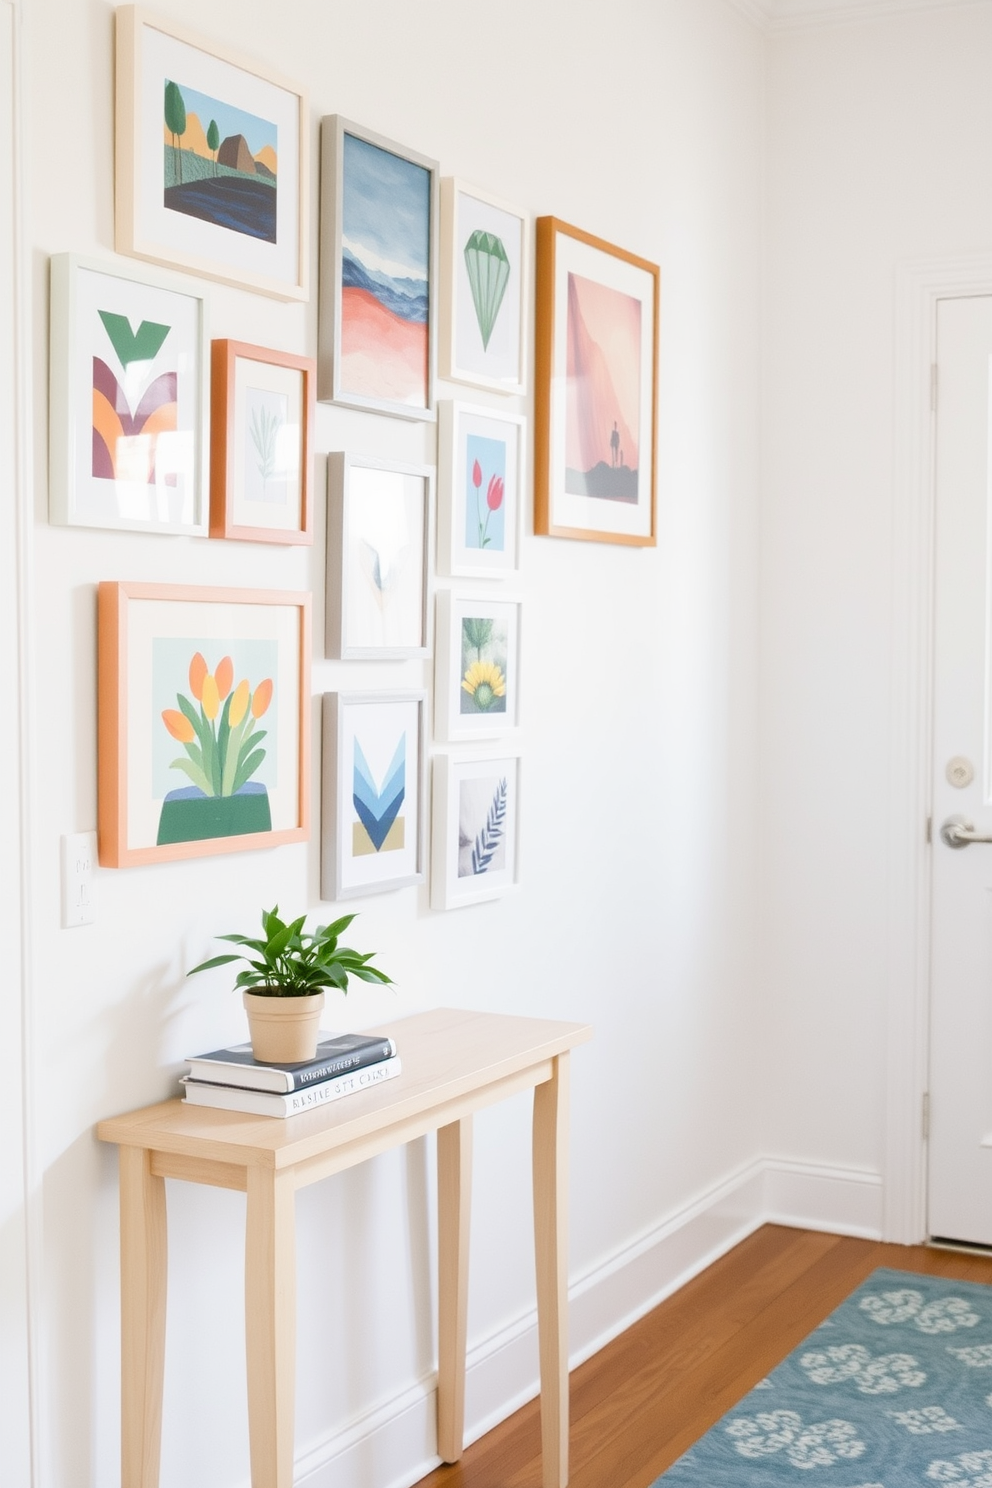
[940,814,992,849]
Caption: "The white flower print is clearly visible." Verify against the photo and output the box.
[949,1344,992,1367]
[725,1410,866,1469]
[860,1290,980,1334]
[889,1406,962,1434]
[800,1343,925,1393]
[926,1450,992,1484]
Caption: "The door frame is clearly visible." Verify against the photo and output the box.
[888,256,992,1243]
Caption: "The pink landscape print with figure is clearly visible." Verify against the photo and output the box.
[565,272,641,503]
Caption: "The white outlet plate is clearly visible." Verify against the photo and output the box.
[61,831,96,928]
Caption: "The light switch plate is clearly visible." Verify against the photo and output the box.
[61,831,96,928]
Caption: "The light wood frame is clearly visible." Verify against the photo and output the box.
[431,749,522,910]
[49,252,209,535]
[437,400,525,579]
[439,178,529,396]
[325,453,433,660]
[98,581,311,867]
[318,115,439,419]
[210,339,315,544]
[534,216,659,546]
[320,690,427,901]
[115,5,309,300]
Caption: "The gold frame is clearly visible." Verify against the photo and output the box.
[534,216,659,546]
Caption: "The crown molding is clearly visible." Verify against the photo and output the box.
[725,0,989,32]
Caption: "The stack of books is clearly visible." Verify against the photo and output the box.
[181,1030,400,1118]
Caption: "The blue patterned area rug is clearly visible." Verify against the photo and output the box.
[656,1268,992,1487]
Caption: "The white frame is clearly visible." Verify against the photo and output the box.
[434,589,521,741]
[318,115,439,419]
[321,691,427,901]
[325,453,433,660]
[115,5,309,301]
[431,749,521,910]
[437,401,525,579]
[439,177,529,396]
[49,252,209,535]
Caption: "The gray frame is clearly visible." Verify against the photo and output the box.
[318,115,439,419]
[325,452,433,660]
[321,690,427,901]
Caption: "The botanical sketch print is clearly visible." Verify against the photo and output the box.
[340,133,430,406]
[155,641,276,845]
[163,80,278,243]
[458,774,507,878]
[460,616,507,715]
[464,433,506,552]
[244,386,290,505]
[92,310,177,487]
[565,270,641,503]
[352,733,405,857]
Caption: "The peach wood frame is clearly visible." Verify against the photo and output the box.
[210,340,315,544]
[534,216,659,547]
[97,581,311,867]
[115,6,309,301]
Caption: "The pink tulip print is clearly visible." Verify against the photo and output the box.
[465,434,507,551]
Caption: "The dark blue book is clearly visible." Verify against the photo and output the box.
[185,1031,396,1094]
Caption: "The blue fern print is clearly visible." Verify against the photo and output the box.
[471,777,507,875]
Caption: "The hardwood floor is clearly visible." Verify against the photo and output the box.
[414,1224,992,1488]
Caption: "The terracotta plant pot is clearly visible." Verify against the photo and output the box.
[243,990,325,1064]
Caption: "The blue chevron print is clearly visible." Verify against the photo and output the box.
[353,736,405,851]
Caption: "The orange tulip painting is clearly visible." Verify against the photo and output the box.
[157,650,275,845]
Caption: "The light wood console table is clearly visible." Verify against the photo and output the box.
[98,1007,592,1488]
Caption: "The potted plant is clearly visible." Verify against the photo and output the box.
[188,906,393,1064]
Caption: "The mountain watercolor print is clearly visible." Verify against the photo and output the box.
[92,311,176,486]
[339,133,430,407]
[164,80,278,243]
[565,271,641,503]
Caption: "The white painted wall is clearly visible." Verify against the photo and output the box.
[19,1,766,1484]
[761,4,992,1179]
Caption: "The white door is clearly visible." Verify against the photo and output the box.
[929,294,992,1244]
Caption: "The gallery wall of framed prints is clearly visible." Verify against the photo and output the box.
[53,2,661,906]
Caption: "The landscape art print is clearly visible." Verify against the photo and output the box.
[442,180,526,392]
[339,132,431,408]
[534,217,658,545]
[431,752,520,909]
[115,10,307,298]
[565,272,641,502]
[50,255,206,533]
[163,80,278,243]
[321,692,425,899]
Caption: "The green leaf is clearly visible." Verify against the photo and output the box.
[233,746,266,795]
[168,756,212,796]
[187,952,242,976]
[216,693,233,796]
[221,716,247,797]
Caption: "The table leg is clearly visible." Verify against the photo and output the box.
[245,1167,296,1488]
[437,1116,472,1462]
[119,1145,167,1488]
[533,1053,570,1488]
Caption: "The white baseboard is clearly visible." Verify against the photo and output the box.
[292,1154,882,1488]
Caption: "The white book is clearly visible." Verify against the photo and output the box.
[181,1055,402,1118]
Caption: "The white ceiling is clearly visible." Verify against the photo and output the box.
[727,0,989,31]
